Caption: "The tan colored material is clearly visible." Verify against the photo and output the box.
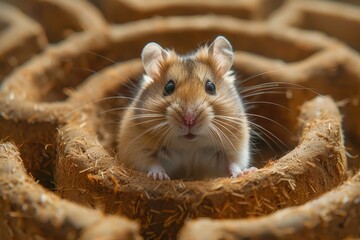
[4,0,108,43]
[91,0,285,23]
[0,0,359,239]
[0,142,141,240]
[56,91,347,239]
[179,172,360,240]
[0,2,46,81]
[269,0,360,51]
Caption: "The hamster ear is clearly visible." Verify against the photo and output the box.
[209,36,234,76]
[141,42,167,79]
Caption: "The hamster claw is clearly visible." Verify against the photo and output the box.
[229,164,257,178]
[147,165,170,180]
[242,167,258,175]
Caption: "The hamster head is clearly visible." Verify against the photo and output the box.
[135,36,248,146]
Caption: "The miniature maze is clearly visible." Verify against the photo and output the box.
[0,0,359,239]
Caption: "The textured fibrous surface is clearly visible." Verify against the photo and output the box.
[0,0,359,239]
[0,142,141,240]
[0,2,46,81]
[179,170,360,240]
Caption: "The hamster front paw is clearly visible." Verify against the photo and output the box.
[229,163,257,178]
[147,165,170,180]
[241,167,258,175]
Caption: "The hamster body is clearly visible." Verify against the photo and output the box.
[117,36,255,180]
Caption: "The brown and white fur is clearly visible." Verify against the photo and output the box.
[117,36,256,180]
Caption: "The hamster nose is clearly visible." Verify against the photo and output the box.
[183,110,196,127]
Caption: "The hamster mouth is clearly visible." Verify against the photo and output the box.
[184,133,196,140]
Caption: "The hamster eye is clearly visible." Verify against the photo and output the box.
[205,80,216,95]
[164,80,175,96]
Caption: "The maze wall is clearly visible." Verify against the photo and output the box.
[0,0,359,239]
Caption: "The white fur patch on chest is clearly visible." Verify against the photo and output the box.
[157,137,229,179]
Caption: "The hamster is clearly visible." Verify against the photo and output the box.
[117,36,256,180]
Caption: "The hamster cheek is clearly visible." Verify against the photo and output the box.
[166,105,188,135]
[196,105,214,133]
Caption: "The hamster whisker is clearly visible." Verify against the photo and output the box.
[158,126,175,147]
[240,83,281,93]
[241,86,288,95]
[206,92,236,111]
[242,91,286,99]
[98,107,160,115]
[244,113,295,137]
[86,51,118,64]
[112,80,141,94]
[240,81,321,96]
[165,128,178,147]
[126,121,169,147]
[71,67,98,75]
[74,50,142,93]
[238,69,285,86]
[211,121,239,153]
[149,125,172,148]
[214,115,246,124]
[162,96,183,117]
[208,124,227,151]
[127,118,166,128]
[241,86,304,96]
[247,121,288,152]
[213,117,249,144]
[148,121,168,132]
[215,114,287,152]
[206,90,246,111]
[145,122,169,140]
[213,118,241,131]
[126,113,165,120]
[95,95,140,102]
[121,75,144,93]
[99,120,121,125]
[250,130,278,154]
[67,95,140,116]
[248,137,267,163]
[212,119,243,143]
[192,98,208,118]
[239,81,288,91]
[243,101,295,114]
[217,114,289,146]
[126,114,165,122]
[204,127,217,146]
